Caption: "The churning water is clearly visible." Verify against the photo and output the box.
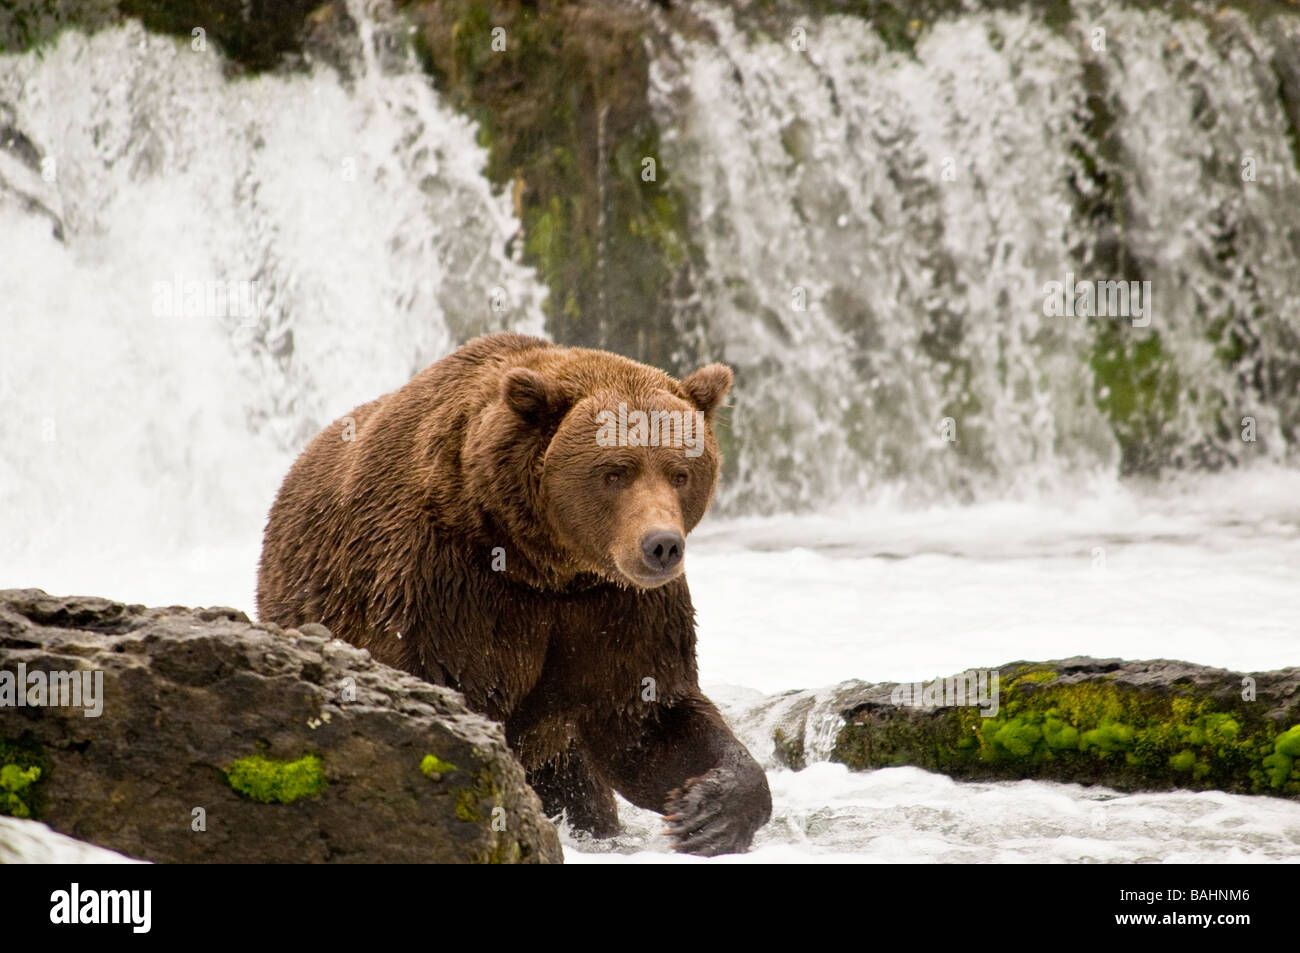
[1,0,1297,862]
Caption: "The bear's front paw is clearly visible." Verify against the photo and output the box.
[663,764,771,856]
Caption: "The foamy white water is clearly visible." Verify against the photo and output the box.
[2,3,1299,864]
[566,763,1300,864]
[0,11,544,590]
[560,468,1300,862]
[691,468,1300,692]
[9,461,1298,862]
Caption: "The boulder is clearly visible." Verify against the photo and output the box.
[730,657,1300,797]
[0,589,561,863]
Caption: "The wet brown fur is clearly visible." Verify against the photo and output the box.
[257,333,771,853]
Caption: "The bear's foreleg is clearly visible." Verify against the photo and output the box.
[527,743,621,839]
[595,695,772,856]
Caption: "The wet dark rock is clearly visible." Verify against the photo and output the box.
[731,658,1300,798]
[0,588,562,863]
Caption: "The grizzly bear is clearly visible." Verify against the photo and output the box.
[257,332,771,855]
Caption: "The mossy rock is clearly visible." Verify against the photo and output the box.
[0,588,562,863]
[829,657,1300,798]
[405,0,703,373]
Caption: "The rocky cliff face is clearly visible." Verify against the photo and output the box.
[0,589,562,863]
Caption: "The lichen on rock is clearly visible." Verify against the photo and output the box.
[0,737,48,820]
[224,753,326,804]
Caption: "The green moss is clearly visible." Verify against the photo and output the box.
[482,837,523,864]
[1081,721,1135,755]
[1089,326,1181,476]
[224,753,326,804]
[420,754,457,778]
[832,672,1300,798]
[986,717,1042,758]
[1042,716,1079,752]
[1275,725,1300,757]
[1169,750,1197,772]
[1263,725,1300,789]
[0,737,48,819]
[0,763,41,819]
[454,791,479,822]
[453,767,501,823]
[1010,668,1059,686]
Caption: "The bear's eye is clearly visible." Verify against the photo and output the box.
[603,469,624,487]
[671,471,689,488]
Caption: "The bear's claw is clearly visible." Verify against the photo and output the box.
[663,766,763,857]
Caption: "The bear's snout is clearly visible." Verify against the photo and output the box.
[639,529,685,574]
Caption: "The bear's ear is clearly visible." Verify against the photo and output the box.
[679,363,733,420]
[503,367,569,426]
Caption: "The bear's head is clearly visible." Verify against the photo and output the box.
[488,356,732,590]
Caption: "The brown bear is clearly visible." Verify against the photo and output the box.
[257,332,771,855]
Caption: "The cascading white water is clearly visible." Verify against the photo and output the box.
[1084,2,1300,454]
[0,0,1297,865]
[3,0,1297,555]
[650,2,1300,511]
[0,1,545,598]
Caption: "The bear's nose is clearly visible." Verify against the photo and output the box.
[640,530,684,573]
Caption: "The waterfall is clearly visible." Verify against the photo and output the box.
[2,0,1298,581]
[0,0,545,578]
[650,2,1300,511]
